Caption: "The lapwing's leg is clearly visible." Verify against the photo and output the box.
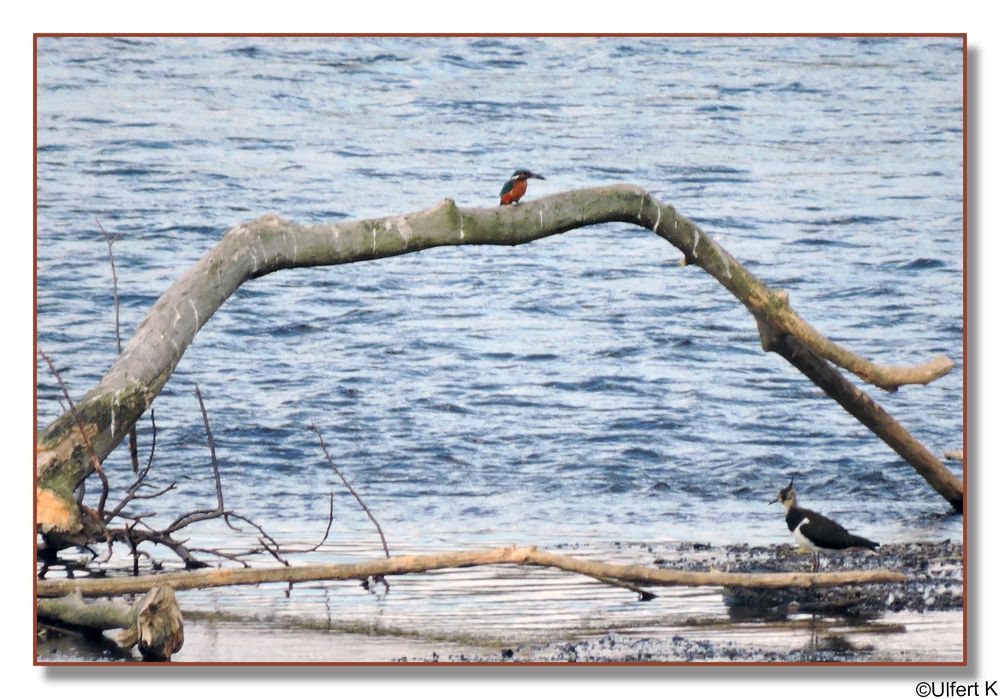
[812,552,819,573]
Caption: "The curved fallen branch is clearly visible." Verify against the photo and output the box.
[36,545,905,599]
[36,185,962,544]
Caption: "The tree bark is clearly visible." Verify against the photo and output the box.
[36,185,961,544]
[36,546,905,598]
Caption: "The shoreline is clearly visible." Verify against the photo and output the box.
[399,540,962,662]
[36,539,963,663]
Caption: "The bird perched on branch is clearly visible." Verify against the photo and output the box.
[499,169,545,206]
[770,479,879,572]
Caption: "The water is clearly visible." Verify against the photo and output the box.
[36,37,963,658]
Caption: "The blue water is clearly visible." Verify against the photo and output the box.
[36,37,963,557]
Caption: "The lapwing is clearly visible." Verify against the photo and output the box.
[770,479,879,572]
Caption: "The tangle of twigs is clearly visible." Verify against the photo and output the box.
[37,370,351,577]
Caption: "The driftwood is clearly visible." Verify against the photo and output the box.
[37,584,183,661]
[36,546,905,599]
[36,185,962,547]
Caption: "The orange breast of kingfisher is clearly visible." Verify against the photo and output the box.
[500,178,528,205]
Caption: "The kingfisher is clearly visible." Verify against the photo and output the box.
[770,479,879,572]
[499,169,545,206]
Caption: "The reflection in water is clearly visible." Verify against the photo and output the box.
[803,625,868,657]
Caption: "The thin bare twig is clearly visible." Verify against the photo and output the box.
[219,492,335,558]
[96,218,141,474]
[145,408,158,471]
[97,528,114,564]
[195,384,224,512]
[165,386,225,533]
[125,521,140,576]
[130,483,177,500]
[38,348,110,520]
[222,513,290,566]
[165,508,222,535]
[95,219,122,354]
[301,493,335,553]
[259,537,290,566]
[186,547,255,567]
[128,429,140,474]
[311,424,390,558]
[104,410,166,524]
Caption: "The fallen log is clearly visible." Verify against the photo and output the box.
[37,584,183,661]
[36,185,962,547]
[765,332,962,510]
[36,546,905,599]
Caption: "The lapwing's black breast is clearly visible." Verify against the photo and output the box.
[785,507,806,532]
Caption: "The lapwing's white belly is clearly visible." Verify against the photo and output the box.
[792,519,819,552]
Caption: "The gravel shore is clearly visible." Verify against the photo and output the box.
[395,540,963,663]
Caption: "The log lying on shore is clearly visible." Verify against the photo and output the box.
[37,584,183,661]
[36,546,905,599]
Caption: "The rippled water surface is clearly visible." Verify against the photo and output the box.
[36,37,963,660]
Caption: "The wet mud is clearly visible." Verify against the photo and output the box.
[396,540,963,663]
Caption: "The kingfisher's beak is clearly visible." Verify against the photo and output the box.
[528,173,545,180]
